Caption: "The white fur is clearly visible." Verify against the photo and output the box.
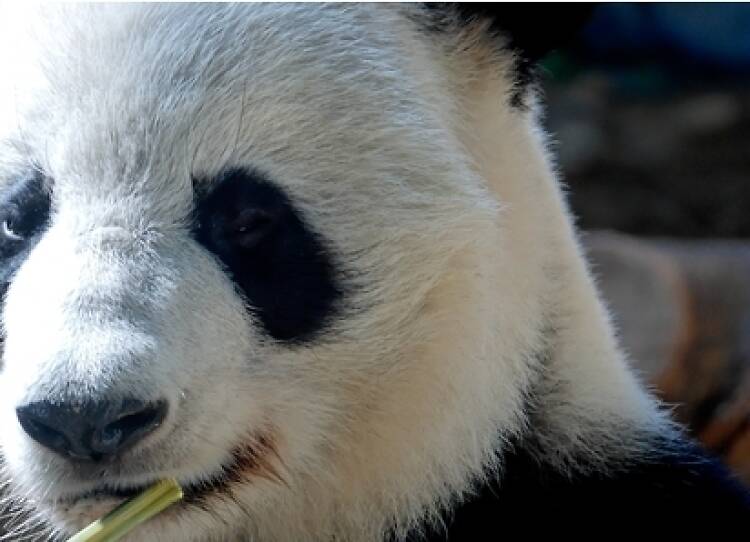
[0,5,673,541]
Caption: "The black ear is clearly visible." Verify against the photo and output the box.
[424,3,596,107]
[448,4,596,62]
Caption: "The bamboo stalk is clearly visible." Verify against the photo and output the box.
[67,479,183,542]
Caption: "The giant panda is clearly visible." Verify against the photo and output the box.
[0,4,747,541]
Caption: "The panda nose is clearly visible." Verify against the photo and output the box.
[15,398,168,461]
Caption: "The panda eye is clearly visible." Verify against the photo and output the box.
[0,172,52,250]
[0,172,51,297]
[2,215,24,242]
[192,167,340,342]
[227,208,278,250]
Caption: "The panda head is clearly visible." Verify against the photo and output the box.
[0,4,615,541]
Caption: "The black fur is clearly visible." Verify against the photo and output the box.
[191,167,341,343]
[423,3,595,108]
[404,437,750,539]
[0,171,51,303]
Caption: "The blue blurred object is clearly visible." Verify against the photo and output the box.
[583,4,750,73]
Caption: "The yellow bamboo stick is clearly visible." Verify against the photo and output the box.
[67,478,183,542]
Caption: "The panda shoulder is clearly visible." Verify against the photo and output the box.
[404,437,749,538]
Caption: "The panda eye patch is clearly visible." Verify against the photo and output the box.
[192,167,340,343]
[0,171,51,299]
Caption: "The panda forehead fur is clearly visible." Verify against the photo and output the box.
[0,3,717,541]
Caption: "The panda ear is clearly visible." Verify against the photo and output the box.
[423,4,596,107]
[431,3,596,62]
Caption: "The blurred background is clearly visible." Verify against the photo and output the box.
[542,3,750,485]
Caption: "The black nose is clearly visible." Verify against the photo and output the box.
[16,398,168,461]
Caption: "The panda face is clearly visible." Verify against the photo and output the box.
[0,4,502,540]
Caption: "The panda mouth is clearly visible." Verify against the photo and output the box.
[62,433,282,506]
